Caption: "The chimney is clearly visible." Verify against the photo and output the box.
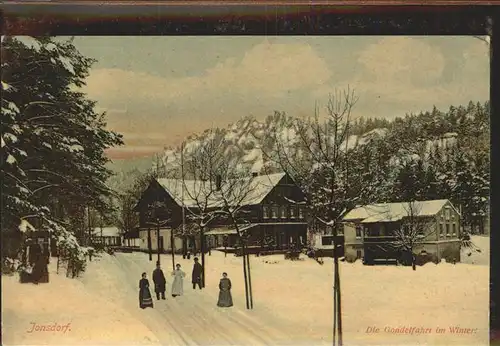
[252,172,258,177]
[215,175,222,191]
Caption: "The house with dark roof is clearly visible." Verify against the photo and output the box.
[134,172,308,254]
[342,199,462,264]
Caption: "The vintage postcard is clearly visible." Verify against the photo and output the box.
[1,32,491,345]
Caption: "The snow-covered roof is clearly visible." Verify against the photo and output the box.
[157,178,217,208]
[92,227,121,237]
[240,172,286,205]
[156,172,286,208]
[343,199,451,223]
[205,224,257,236]
[19,219,35,233]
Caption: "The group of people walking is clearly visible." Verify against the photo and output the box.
[139,257,233,309]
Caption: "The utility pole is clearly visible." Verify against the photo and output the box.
[241,241,250,309]
[201,227,206,287]
[147,227,152,261]
[170,226,175,271]
[181,141,187,259]
[246,250,253,309]
[332,225,343,346]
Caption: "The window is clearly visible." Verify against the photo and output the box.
[445,224,450,236]
[379,224,385,236]
[445,208,451,221]
[417,226,424,237]
[452,224,456,236]
[263,206,269,219]
[280,206,287,219]
[272,206,278,219]
[337,224,344,236]
[290,206,297,219]
[439,224,444,238]
[355,226,362,238]
[322,236,335,246]
[299,206,305,219]
[402,225,409,234]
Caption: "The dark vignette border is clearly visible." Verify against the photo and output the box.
[1,3,499,345]
[0,5,496,35]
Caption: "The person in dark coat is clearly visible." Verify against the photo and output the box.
[217,272,233,307]
[139,272,154,309]
[191,257,203,290]
[152,262,166,300]
[31,245,49,284]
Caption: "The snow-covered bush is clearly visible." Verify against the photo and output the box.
[1,257,22,275]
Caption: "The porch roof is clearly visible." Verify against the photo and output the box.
[205,228,238,236]
[205,224,257,236]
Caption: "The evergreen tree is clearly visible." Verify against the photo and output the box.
[1,36,123,273]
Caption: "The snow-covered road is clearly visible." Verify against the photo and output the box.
[2,239,489,346]
[81,252,309,346]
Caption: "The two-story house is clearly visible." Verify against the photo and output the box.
[342,199,462,264]
[134,172,308,254]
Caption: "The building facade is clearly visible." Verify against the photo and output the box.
[91,226,122,247]
[343,199,462,264]
[134,172,308,253]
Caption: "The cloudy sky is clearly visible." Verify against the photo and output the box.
[72,36,489,160]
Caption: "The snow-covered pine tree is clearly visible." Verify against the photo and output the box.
[1,36,123,276]
[393,159,428,202]
[448,144,489,234]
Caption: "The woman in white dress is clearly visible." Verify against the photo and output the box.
[171,263,186,297]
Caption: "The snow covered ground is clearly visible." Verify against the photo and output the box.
[2,236,489,345]
[1,263,161,345]
[461,235,489,266]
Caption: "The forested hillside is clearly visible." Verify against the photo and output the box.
[147,100,489,234]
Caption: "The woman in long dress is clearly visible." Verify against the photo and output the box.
[139,272,154,309]
[171,263,185,297]
[217,272,233,307]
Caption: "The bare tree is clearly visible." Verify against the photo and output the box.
[177,129,227,287]
[144,200,172,269]
[116,170,156,241]
[116,193,138,240]
[386,201,436,271]
[176,128,261,309]
[262,88,379,346]
[214,161,260,310]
